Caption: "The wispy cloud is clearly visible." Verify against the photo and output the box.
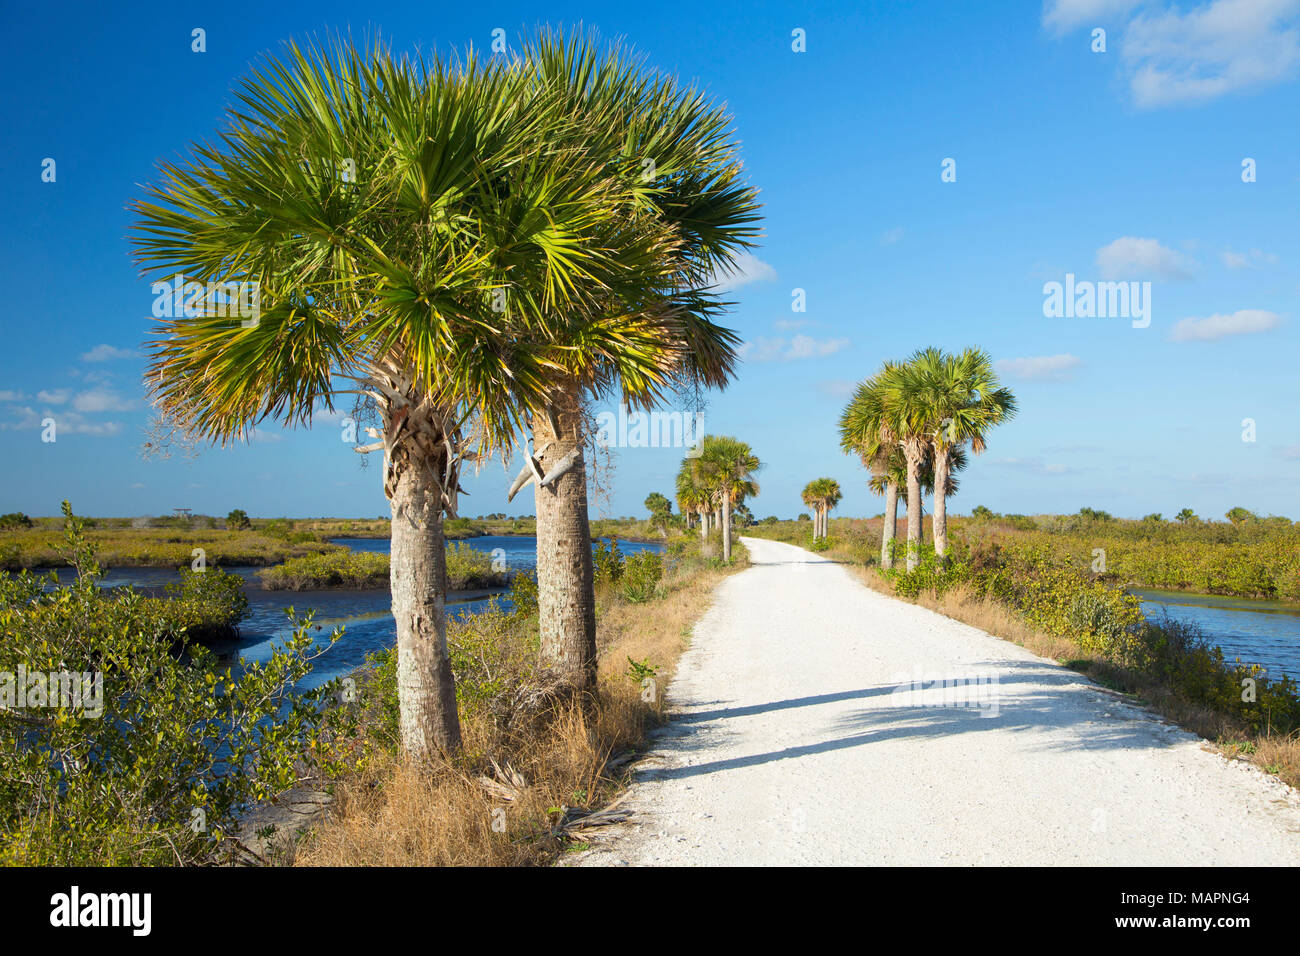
[740,335,851,363]
[880,226,905,245]
[1045,0,1300,108]
[1222,247,1278,269]
[816,379,857,399]
[707,251,777,293]
[1169,308,1282,341]
[1096,236,1191,279]
[995,456,1074,476]
[1043,0,1142,33]
[37,389,71,405]
[81,344,138,362]
[0,390,27,402]
[995,354,1082,381]
[72,388,137,413]
[0,406,123,436]
[1125,0,1300,108]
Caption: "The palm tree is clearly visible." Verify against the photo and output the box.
[840,363,904,567]
[801,478,841,540]
[500,34,760,694]
[675,461,709,532]
[695,435,760,564]
[800,483,821,539]
[909,347,1016,560]
[130,40,640,759]
[864,445,905,567]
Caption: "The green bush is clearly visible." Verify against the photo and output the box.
[620,551,664,603]
[593,539,624,585]
[0,502,348,865]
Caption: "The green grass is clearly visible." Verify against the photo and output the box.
[258,544,511,591]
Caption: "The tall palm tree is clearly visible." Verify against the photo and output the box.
[864,445,904,567]
[500,34,760,694]
[840,364,902,567]
[695,435,760,564]
[911,348,1016,559]
[131,39,645,759]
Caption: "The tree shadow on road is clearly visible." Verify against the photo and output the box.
[639,659,1184,783]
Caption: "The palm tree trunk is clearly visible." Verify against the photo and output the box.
[903,439,925,571]
[881,481,899,569]
[388,441,461,759]
[721,494,733,564]
[532,383,596,692]
[933,445,950,560]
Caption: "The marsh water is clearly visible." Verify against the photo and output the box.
[1134,589,1300,682]
[57,535,664,688]
[54,538,1299,685]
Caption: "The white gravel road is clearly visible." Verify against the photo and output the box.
[575,537,1300,866]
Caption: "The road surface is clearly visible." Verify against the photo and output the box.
[574,537,1300,865]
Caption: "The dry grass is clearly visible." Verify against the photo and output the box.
[293,545,741,867]
[851,565,1300,790]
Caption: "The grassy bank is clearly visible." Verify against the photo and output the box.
[0,526,340,570]
[0,514,671,570]
[291,531,746,866]
[258,545,511,591]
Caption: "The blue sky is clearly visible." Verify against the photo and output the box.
[1,0,1297,520]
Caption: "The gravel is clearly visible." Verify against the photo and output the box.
[573,536,1300,866]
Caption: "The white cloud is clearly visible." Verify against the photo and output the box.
[1222,247,1278,269]
[37,389,71,405]
[72,388,137,413]
[880,226,905,245]
[817,379,857,399]
[995,456,1074,476]
[0,390,26,402]
[1047,1,1300,107]
[1124,0,1300,108]
[707,252,777,293]
[1043,0,1142,32]
[1170,308,1282,341]
[1095,236,1191,279]
[773,318,812,331]
[0,406,123,436]
[739,334,851,363]
[81,344,138,362]
[995,354,1083,381]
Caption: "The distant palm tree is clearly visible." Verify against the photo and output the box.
[909,347,1016,560]
[695,435,760,564]
[801,478,842,540]
[676,460,709,532]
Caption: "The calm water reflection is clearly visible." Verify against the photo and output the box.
[1136,589,1300,681]
[54,535,663,688]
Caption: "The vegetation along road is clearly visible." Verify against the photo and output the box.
[576,537,1300,866]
